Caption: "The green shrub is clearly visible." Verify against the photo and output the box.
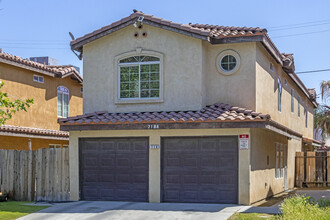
[278,195,330,220]
[318,198,330,208]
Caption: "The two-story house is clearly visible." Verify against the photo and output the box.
[0,51,83,150]
[59,11,318,205]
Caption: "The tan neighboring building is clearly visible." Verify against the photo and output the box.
[59,11,319,205]
[0,51,83,150]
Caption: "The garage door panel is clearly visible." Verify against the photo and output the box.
[182,158,198,168]
[80,138,149,201]
[162,136,238,204]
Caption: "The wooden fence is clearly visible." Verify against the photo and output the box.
[295,151,330,187]
[0,148,70,201]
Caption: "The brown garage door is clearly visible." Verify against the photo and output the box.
[79,138,149,201]
[162,136,238,203]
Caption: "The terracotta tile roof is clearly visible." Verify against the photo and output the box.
[0,51,83,83]
[70,10,266,50]
[0,125,69,137]
[188,23,266,39]
[58,103,270,125]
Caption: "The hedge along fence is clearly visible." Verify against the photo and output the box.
[0,148,70,201]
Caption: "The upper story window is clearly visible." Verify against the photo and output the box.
[33,75,44,83]
[278,79,282,112]
[119,55,160,99]
[305,108,308,128]
[270,63,274,72]
[216,50,241,75]
[57,86,69,117]
[291,89,294,113]
[220,55,237,71]
[297,96,301,117]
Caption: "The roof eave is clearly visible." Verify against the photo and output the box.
[0,57,56,77]
[70,16,209,53]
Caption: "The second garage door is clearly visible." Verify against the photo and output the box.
[162,136,238,204]
[79,138,149,201]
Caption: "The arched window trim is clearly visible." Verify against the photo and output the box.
[57,86,69,117]
[118,54,161,100]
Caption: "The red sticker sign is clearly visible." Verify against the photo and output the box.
[239,134,249,150]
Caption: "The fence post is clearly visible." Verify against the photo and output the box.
[295,152,304,187]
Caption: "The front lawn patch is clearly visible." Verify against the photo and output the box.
[278,194,330,220]
[0,201,50,220]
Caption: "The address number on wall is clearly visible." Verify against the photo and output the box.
[147,124,159,129]
[150,144,160,149]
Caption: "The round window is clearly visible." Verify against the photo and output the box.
[220,55,237,71]
[216,50,240,75]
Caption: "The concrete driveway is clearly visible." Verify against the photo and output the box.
[19,201,247,220]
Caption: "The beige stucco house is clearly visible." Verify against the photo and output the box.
[59,10,319,205]
[0,51,83,150]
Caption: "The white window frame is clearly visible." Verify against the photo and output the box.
[216,49,241,75]
[33,74,44,83]
[278,79,282,112]
[118,58,160,100]
[49,144,61,148]
[57,86,69,118]
[115,50,164,104]
[275,143,284,179]
[291,89,294,113]
[305,108,308,128]
[298,96,301,117]
[270,63,274,72]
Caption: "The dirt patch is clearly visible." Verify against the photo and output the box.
[253,191,296,207]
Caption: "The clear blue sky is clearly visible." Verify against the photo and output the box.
[0,0,329,102]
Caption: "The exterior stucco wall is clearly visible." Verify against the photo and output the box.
[250,128,301,204]
[0,63,83,130]
[255,43,314,138]
[82,24,204,113]
[203,42,257,110]
[69,128,251,205]
[0,135,68,150]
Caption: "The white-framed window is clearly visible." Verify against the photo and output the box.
[278,78,282,112]
[298,96,301,117]
[118,55,160,99]
[305,108,308,128]
[216,50,241,75]
[275,143,284,178]
[270,63,274,72]
[33,75,44,83]
[291,89,294,113]
[57,86,69,117]
[49,144,61,148]
[220,55,237,71]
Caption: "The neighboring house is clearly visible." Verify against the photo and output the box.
[0,51,83,150]
[59,11,318,205]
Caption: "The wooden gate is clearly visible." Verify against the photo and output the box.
[0,148,70,201]
[295,151,330,187]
